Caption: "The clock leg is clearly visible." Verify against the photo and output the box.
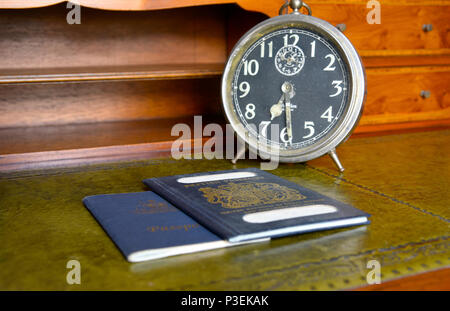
[231,142,247,164]
[328,149,345,172]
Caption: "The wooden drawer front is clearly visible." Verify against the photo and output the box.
[311,4,450,53]
[361,67,450,126]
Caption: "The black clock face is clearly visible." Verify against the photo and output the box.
[231,27,351,150]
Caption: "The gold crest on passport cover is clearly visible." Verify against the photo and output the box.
[198,182,306,209]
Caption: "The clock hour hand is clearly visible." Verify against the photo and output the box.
[270,94,285,120]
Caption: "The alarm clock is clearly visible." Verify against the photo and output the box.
[221,0,366,172]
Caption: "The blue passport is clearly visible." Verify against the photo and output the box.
[82,191,267,262]
[143,168,370,242]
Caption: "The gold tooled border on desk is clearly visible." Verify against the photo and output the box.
[154,235,449,290]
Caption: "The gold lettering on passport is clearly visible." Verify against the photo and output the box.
[147,224,200,232]
[198,182,306,209]
[133,199,177,214]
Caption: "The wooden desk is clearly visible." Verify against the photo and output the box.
[1,129,448,290]
[0,0,449,290]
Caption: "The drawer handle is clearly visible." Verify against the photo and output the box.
[422,24,433,32]
[420,90,431,99]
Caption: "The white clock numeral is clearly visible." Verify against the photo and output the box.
[243,59,259,76]
[245,103,256,120]
[323,54,336,71]
[321,106,334,122]
[283,34,299,47]
[259,121,271,138]
[310,40,316,58]
[280,127,291,143]
[239,81,250,98]
[260,41,273,58]
[303,121,315,139]
[330,80,343,97]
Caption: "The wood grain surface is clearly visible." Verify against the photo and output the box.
[0,5,228,70]
[362,66,450,126]
[0,78,222,128]
[356,267,450,290]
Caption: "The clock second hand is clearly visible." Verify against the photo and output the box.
[281,82,294,144]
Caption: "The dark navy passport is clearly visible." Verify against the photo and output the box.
[143,168,370,242]
[83,191,267,262]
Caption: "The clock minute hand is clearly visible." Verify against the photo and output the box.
[284,92,293,143]
[281,82,294,144]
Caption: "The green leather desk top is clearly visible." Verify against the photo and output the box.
[0,130,449,290]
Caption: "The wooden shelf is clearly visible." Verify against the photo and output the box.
[0,116,224,172]
[0,116,224,154]
[1,116,449,173]
[0,64,224,84]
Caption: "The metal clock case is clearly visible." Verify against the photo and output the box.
[221,2,366,172]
